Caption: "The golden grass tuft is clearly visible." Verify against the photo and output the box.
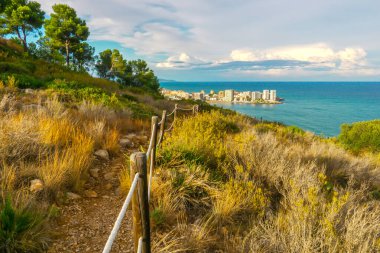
[103,128,120,154]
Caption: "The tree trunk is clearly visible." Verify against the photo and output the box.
[21,26,28,52]
[65,40,70,66]
[15,27,27,52]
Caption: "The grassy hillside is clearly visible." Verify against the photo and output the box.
[0,38,185,118]
[0,38,193,251]
[119,111,380,252]
[1,38,380,252]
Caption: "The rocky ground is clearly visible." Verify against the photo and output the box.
[48,133,148,253]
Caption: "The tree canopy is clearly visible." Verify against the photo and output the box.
[44,4,89,66]
[0,1,160,93]
[95,49,160,92]
[0,0,45,51]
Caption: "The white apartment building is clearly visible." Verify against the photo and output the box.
[251,91,262,100]
[224,89,234,102]
[192,92,204,101]
[263,90,270,100]
[270,90,277,101]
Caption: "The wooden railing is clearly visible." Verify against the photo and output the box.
[102,104,199,253]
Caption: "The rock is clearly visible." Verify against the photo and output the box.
[126,133,137,139]
[104,172,115,181]
[119,138,133,148]
[84,190,98,198]
[67,192,81,200]
[24,88,34,94]
[105,183,113,190]
[89,168,100,178]
[94,149,109,160]
[30,179,44,193]
[139,136,148,142]
[114,187,121,196]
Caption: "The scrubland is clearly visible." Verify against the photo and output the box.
[1,39,380,251]
[121,111,380,252]
[0,83,153,251]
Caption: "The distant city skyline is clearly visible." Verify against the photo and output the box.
[38,0,380,81]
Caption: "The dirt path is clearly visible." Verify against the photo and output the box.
[48,134,146,253]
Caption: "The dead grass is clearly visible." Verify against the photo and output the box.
[130,111,380,252]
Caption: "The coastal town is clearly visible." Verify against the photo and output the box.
[161,88,283,104]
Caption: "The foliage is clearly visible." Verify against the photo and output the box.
[120,111,380,252]
[338,120,380,154]
[0,73,43,89]
[0,0,45,51]
[46,79,122,108]
[0,196,49,252]
[72,42,95,72]
[44,4,89,66]
[28,37,64,64]
[95,49,160,92]
[95,49,112,79]
[124,59,160,92]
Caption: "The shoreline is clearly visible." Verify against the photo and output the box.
[207,100,283,105]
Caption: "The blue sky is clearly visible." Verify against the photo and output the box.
[39,0,380,81]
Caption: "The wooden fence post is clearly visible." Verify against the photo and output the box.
[157,110,166,146]
[130,152,151,253]
[149,116,158,198]
[174,104,178,120]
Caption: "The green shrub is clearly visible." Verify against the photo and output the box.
[0,63,30,74]
[338,120,380,153]
[0,74,43,89]
[0,197,49,253]
[47,79,122,107]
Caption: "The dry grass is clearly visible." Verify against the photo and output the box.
[0,90,154,250]
[0,93,142,198]
[125,111,380,252]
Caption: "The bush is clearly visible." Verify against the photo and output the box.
[0,197,49,253]
[47,79,122,108]
[0,63,31,75]
[338,120,380,154]
[0,74,43,89]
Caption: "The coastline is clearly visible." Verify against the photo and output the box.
[207,100,283,105]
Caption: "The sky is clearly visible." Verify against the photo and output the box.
[38,0,380,81]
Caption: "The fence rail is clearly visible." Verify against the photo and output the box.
[102,104,199,253]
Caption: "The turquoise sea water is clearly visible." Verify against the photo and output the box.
[160,82,380,137]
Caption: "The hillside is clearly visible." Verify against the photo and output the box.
[1,38,380,252]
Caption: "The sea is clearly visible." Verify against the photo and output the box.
[160,82,380,137]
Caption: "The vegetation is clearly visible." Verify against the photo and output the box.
[338,120,380,154]
[0,0,45,51]
[44,4,89,67]
[120,111,380,252]
[1,0,380,251]
[95,49,160,92]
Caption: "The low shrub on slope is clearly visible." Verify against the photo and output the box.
[121,111,380,252]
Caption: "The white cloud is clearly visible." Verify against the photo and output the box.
[37,0,380,79]
[156,53,209,68]
[157,43,375,75]
[229,43,369,71]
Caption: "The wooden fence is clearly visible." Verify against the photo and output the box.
[102,104,199,253]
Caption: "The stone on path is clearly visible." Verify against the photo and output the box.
[94,149,109,160]
[84,190,98,198]
[89,168,100,178]
[104,172,115,181]
[30,179,44,193]
[119,138,133,148]
[67,192,81,200]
